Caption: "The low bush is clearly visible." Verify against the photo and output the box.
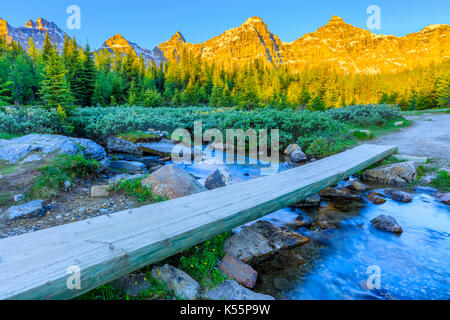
[31,154,99,199]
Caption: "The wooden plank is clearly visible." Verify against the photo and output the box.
[0,144,396,300]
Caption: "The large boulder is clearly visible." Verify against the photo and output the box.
[4,200,45,220]
[224,220,307,265]
[150,265,200,300]
[202,280,275,300]
[107,137,141,154]
[218,254,258,289]
[204,168,232,190]
[141,164,206,199]
[371,215,403,234]
[362,161,417,186]
[0,134,108,167]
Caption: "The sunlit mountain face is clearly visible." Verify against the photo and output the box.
[1,16,449,74]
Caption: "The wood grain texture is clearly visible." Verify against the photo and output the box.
[0,144,396,300]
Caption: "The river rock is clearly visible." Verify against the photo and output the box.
[14,194,25,202]
[151,264,200,300]
[91,185,110,198]
[284,144,300,155]
[290,194,320,208]
[290,149,308,163]
[362,161,417,186]
[140,139,180,157]
[218,254,258,289]
[436,193,450,205]
[248,220,306,251]
[141,164,206,199]
[383,189,413,203]
[224,220,307,264]
[111,273,152,297]
[5,200,45,220]
[205,167,232,190]
[223,229,273,264]
[319,187,362,201]
[202,280,275,300]
[107,137,141,154]
[371,215,403,234]
[109,160,146,173]
[366,191,386,205]
[0,134,108,167]
[342,180,368,191]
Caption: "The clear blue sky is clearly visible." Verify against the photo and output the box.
[1,0,449,49]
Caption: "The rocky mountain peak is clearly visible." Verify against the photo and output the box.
[170,31,186,43]
[327,16,345,25]
[25,19,37,28]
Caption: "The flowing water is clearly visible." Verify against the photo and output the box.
[177,148,450,300]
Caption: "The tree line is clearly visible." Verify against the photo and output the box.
[0,33,449,111]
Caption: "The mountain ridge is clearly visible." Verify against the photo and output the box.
[1,16,449,74]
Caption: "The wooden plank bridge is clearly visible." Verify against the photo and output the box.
[0,144,396,300]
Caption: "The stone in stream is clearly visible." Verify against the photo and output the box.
[371,215,403,234]
[290,194,321,208]
[362,161,417,186]
[383,189,413,203]
[141,164,206,200]
[109,160,147,173]
[0,134,109,167]
[91,185,110,198]
[290,149,308,163]
[150,264,200,300]
[4,200,45,220]
[319,187,362,201]
[436,193,450,205]
[342,180,368,191]
[202,280,275,300]
[366,192,386,205]
[111,273,152,297]
[224,220,308,265]
[218,254,258,289]
[204,167,232,190]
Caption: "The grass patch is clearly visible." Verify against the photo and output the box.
[430,170,450,192]
[117,131,161,143]
[77,276,173,300]
[0,193,11,206]
[112,177,167,203]
[30,154,99,199]
[0,132,21,140]
[174,233,229,291]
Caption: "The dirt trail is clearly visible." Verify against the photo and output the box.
[373,113,450,161]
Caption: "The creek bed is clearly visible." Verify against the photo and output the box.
[178,150,450,300]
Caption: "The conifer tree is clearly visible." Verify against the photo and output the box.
[39,49,72,109]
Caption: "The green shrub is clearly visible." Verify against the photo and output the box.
[431,170,450,192]
[113,178,167,203]
[305,136,334,158]
[178,233,229,290]
[31,154,99,199]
